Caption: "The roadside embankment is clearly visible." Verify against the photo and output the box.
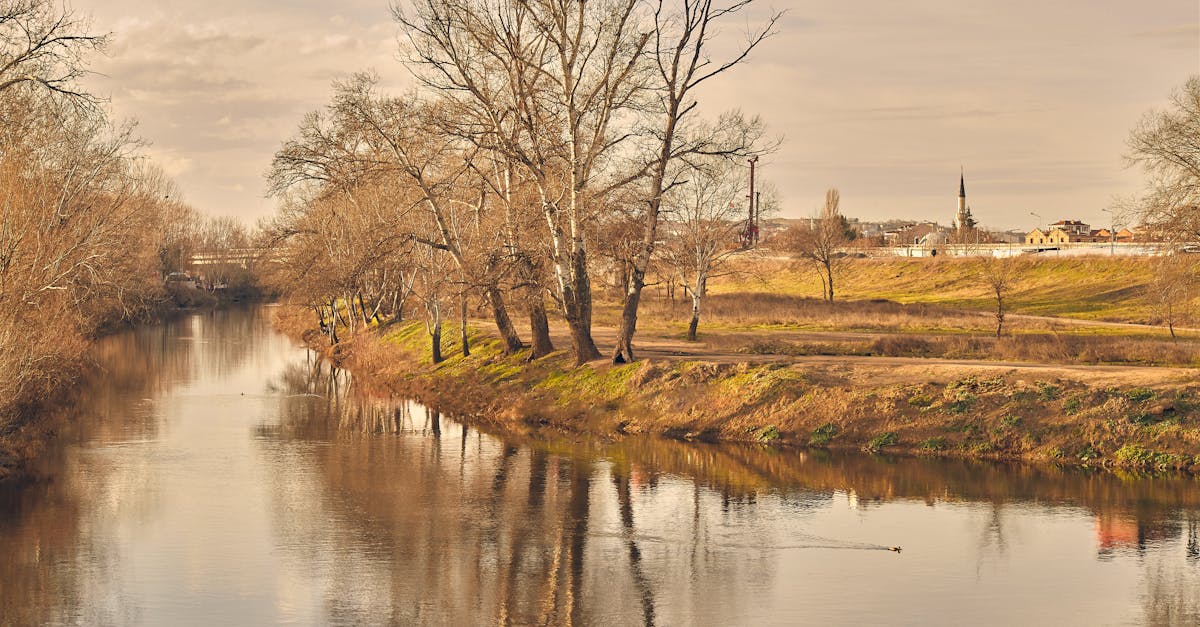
[276,307,1200,474]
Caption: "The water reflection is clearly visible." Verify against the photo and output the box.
[262,357,1200,625]
[0,307,1198,625]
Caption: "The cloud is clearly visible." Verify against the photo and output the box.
[69,0,1200,230]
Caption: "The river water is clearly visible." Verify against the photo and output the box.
[1,307,1198,626]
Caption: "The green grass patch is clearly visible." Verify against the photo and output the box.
[808,422,839,446]
[864,431,898,453]
[919,437,947,451]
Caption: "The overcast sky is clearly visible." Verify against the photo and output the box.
[74,0,1199,230]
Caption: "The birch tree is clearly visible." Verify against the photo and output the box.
[397,0,649,364]
[659,154,748,341]
[609,0,781,363]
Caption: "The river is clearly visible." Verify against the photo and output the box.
[0,307,1198,626]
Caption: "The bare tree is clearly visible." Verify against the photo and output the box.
[609,0,782,363]
[1127,76,1200,242]
[783,188,853,302]
[659,154,749,341]
[330,77,525,354]
[0,78,180,419]
[978,255,1019,338]
[0,0,107,104]
[397,0,649,365]
[1148,254,1195,341]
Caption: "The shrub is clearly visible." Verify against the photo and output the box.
[865,431,898,453]
[757,425,781,442]
[907,394,934,408]
[1129,412,1161,427]
[808,422,839,446]
[919,437,946,451]
[1062,395,1083,415]
[1113,444,1181,470]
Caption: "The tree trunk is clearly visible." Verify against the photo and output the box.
[995,296,1004,338]
[431,322,443,364]
[562,246,601,365]
[687,291,702,342]
[315,306,326,333]
[528,292,555,359]
[611,266,644,363]
[485,285,523,354]
[357,292,371,327]
[328,299,341,344]
[460,293,470,358]
[518,257,555,358]
[343,292,357,332]
[824,262,835,302]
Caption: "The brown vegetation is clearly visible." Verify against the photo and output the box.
[0,0,213,479]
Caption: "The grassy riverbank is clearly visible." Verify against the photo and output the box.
[277,305,1200,474]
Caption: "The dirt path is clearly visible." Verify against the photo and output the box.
[479,319,1199,388]
[1007,313,1199,335]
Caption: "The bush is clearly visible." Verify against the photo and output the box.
[808,422,839,446]
[919,437,946,451]
[907,394,934,408]
[1113,444,1181,470]
[864,431,898,453]
[757,425,780,442]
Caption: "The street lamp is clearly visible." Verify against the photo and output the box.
[1030,211,1042,232]
[1100,208,1115,255]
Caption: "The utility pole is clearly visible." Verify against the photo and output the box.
[755,191,762,245]
[746,156,759,248]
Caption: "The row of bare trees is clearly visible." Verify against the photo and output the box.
[0,0,191,422]
[263,0,780,364]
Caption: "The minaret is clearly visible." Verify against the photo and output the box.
[958,170,967,218]
[955,168,972,232]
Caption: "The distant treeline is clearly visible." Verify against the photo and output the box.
[0,0,250,466]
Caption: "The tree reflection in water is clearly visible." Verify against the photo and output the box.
[260,356,1200,625]
[0,308,263,625]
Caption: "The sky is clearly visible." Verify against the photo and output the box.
[73,0,1200,231]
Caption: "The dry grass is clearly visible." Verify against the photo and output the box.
[622,292,999,334]
[709,255,1165,323]
[733,333,1200,367]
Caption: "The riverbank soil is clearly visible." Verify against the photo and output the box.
[275,295,1200,473]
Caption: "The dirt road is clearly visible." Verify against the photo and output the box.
[484,319,1199,388]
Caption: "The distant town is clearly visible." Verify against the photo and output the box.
[765,173,1159,258]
